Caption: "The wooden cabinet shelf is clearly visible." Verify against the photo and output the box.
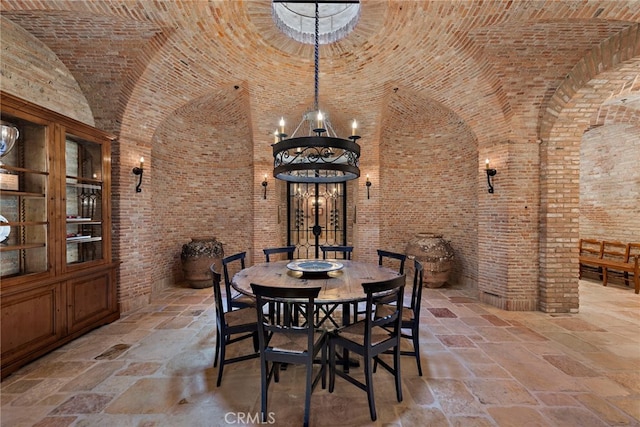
[1,221,48,226]
[1,91,119,379]
[66,236,102,243]
[0,190,47,198]
[0,242,47,252]
[0,165,48,175]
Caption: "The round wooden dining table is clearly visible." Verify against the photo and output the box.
[231,259,402,305]
[232,259,403,372]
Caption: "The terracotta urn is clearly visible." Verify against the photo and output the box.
[406,233,454,288]
[180,237,224,288]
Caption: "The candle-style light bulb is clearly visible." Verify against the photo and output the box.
[279,117,285,134]
[274,130,279,143]
[352,119,357,136]
[139,157,144,169]
[485,158,490,170]
[317,111,324,129]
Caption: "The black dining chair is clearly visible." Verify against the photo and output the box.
[262,246,296,323]
[328,274,405,421]
[375,258,424,376]
[210,267,259,387]
[350,249,407,323]
[315,246,354,327]
[377,249,407,275]
[320,245,353,260]
[221,251,256,311]
[263,245,296,262]
[251,283,327,427]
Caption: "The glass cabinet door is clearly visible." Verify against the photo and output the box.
[0,115,49,278]
[65,134,104,265]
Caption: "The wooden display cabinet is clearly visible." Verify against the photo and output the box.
[0,92,119,379]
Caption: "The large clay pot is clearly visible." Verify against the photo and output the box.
[406,233,454,288]
[181,237,224,288]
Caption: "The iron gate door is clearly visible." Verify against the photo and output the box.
[287,182,347,259]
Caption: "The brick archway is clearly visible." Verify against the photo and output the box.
[538,26,640,311]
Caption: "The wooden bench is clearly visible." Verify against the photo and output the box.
[579,239,639,294]
[578,238,603,280]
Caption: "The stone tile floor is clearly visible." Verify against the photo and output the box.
[1,279,639,426]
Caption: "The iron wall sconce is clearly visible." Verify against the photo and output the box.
[365,174,372,199]
[262,175,268,199]
[132,157,144,193]
[485,159,497,193]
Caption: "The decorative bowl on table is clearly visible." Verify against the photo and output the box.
[286,259,343,276]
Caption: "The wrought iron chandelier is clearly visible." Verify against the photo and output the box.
[272,1,361,183]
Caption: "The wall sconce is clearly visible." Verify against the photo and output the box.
[262,174,268,199]
[485,159,497,194]
[365,174,372,199]
[132,157,144,193]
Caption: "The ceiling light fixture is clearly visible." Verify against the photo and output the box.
[271,1,361,183]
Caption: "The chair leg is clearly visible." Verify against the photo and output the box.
[394,346,403,402]
[261,358,268,423]
[364,356,377,421]
[213,325,220,368]
[624,271,629,287]
[303,357,314,427]
[412,327,422,376]
[252,331,259,353]
[216,336,226,387]
[274,362,280,383]
[328,340,336,393]
[321,338,327,389]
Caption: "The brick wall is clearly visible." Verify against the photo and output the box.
[379,89,478,288]
[150,90,254,290]
[580,123,640,242]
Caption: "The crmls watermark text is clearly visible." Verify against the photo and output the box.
[224,412,276,425]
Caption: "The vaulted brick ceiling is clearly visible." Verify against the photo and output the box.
[2,1,639,142]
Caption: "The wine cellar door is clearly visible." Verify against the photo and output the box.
[287,182,347,259]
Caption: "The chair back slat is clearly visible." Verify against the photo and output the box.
[320,245,353,260]
[251,284,320,339]
[410,259,424,313]
[210,267,225,323]
[263,246,296,262]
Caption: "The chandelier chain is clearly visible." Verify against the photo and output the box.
[271,1,361,183]
[313,1,319,112]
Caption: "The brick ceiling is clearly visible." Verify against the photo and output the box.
[1,0,639,143]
